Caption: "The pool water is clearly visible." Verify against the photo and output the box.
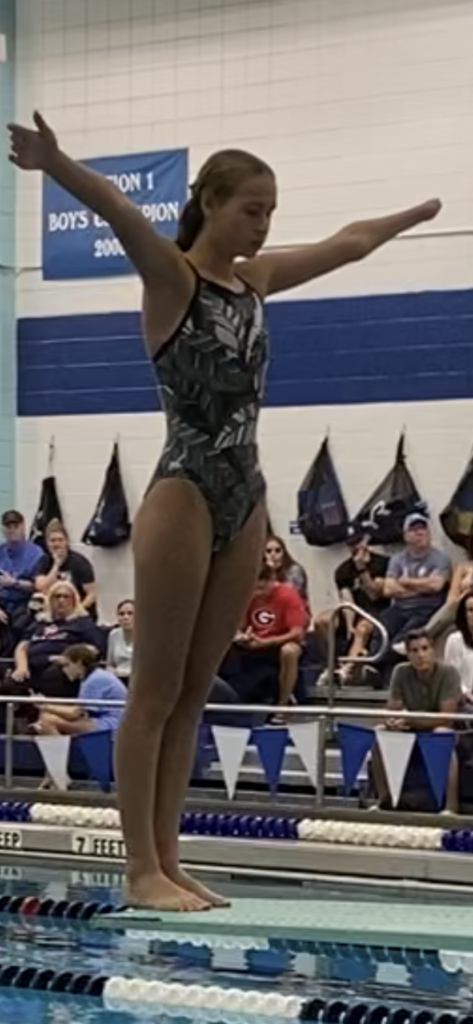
[0,864,471,1021]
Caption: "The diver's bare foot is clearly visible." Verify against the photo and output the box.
[164,867,231,908]
[125,873,210,912]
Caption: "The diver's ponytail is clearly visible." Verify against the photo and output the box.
[176,193,204,251]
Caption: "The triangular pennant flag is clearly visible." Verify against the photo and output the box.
[289,722,319,788]
[376,730,416,808]
[252,727,288,791]
[75,730,113,791]
[211,726,250,800]
[418,731,456,809]
[35,735,71,790]
[338,723,375,792]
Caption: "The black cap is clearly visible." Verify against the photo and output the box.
[1,510,24,526]
[346,523,368,547]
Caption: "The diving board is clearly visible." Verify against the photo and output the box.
[93,897,473,951]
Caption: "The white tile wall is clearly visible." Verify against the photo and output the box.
[16,399,473,622]
[13,0,473,619]
[15,0,473,315]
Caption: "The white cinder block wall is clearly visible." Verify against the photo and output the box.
[14,0,473,622]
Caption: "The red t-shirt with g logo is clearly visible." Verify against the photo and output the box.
[242,582,306,639]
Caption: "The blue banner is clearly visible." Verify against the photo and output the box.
[42,148,188,281]
[75,730,113,791]
[252,727,288,791]
[417,731,455,809]
[338,723,375,793]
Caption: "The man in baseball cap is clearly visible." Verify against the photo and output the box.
[403,511,430,531]
[383,511,451,652]
[345,523,368,547]
[0,509,43,649]
[1,509,24,527]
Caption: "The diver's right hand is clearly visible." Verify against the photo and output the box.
[8,111,58,172]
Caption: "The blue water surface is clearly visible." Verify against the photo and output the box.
[0,864,469,1021]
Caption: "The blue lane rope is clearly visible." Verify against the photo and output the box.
[2,798,471,851]
[2,800,301,839]
[442,830,473,853]
[180,812,299,838]
[0,802,31,823]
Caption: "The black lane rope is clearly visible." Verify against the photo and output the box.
[0,964,106,996]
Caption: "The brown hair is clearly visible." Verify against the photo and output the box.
[176,148,275,252]
[456,591,473,650]
[266,534,297,575]
[62,644,100,671]
[405,628,432,651]
[45,518,69,541]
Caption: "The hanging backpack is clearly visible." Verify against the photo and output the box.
[30,440,64,550]
[440,451,473,551]
[354,434,423,545]
[82,442,131,548]
[297,436,349,547]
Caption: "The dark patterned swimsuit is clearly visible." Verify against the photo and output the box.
[151,268,269,551]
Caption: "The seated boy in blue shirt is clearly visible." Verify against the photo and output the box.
[31,644,127,735]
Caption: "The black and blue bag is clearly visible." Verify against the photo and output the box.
[30,475,64,551]
[354,434,423,545]
[82,443,131,548]
[297,436,349,547]
[440,450,473,551]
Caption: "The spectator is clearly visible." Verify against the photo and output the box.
[107,599,134,684]
[371,629,460,813]
[31,644,128,737]
[428,536,473,642]
[35,520,98,620]
[265,535,310,616]
[337,525,389,682]
[0,510,43,651]
[219,566,306,718]
[383,512,450,653]
[444,593,473,701]
[12,580,105,701]
[314,525,389,685]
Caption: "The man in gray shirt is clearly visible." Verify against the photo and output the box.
[383,511,451,651]
[372,629,460,811]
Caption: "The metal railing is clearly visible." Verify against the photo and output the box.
[326,600,390,713]
[0,599,459,806]
[0,695,471,808]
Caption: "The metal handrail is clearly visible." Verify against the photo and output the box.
[327,601,390,713]
[0,694,471,721]
[0,696,468,806]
